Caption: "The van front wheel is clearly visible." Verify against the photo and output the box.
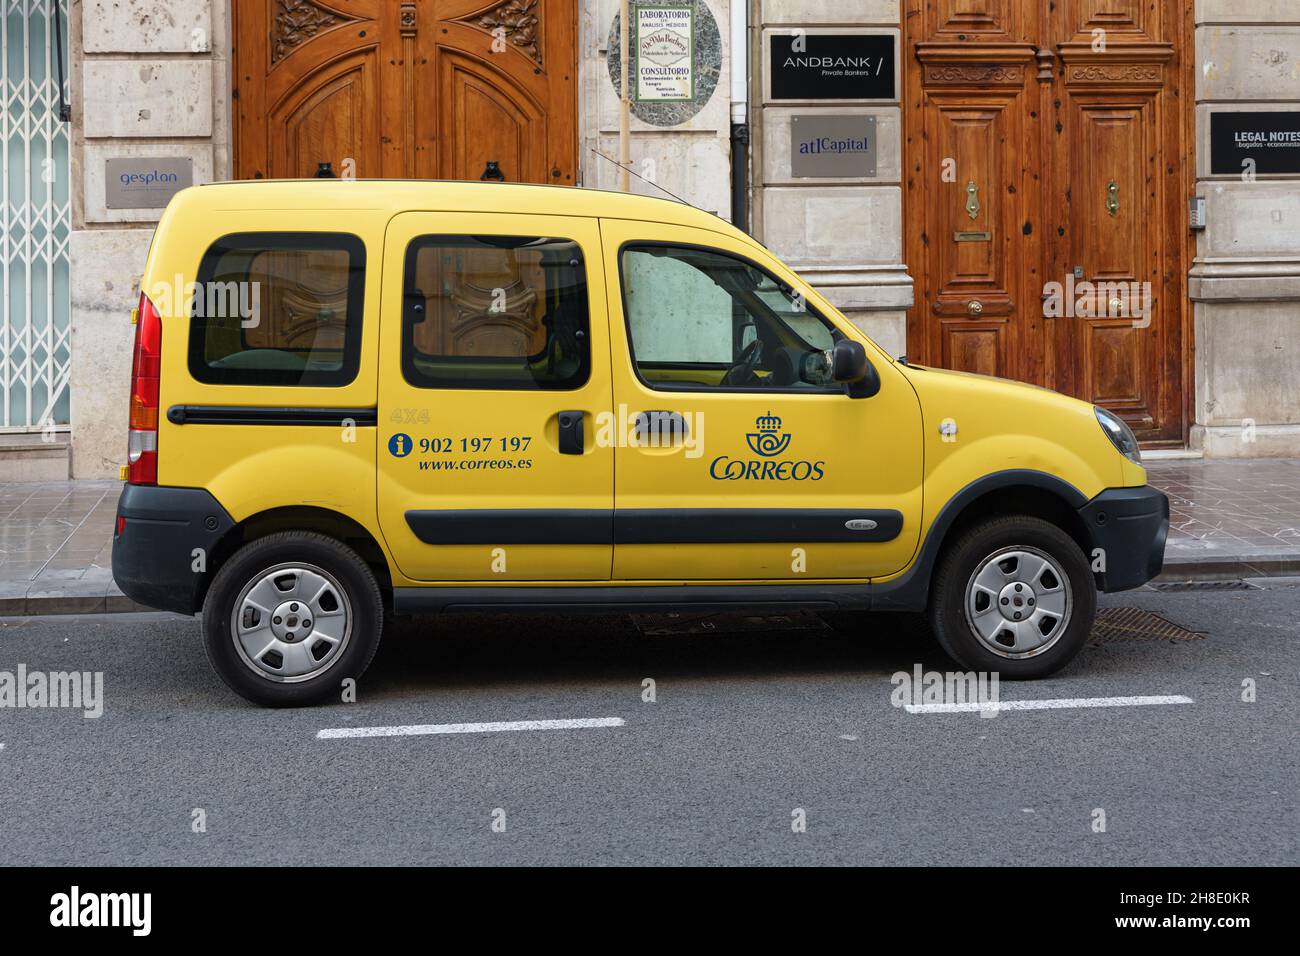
[928,515,1095,679]
[202,532,383,706]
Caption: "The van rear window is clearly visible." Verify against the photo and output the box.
[401,235,590,390]
[188,233,365,387]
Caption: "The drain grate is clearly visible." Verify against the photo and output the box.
[1090,607,1205,644]
[630,610,831,636]
[1149,580,1260,592]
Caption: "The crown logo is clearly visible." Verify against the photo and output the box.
[746,412,791,458]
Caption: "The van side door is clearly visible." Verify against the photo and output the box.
[376,213,613,582]
[601,218,924,582]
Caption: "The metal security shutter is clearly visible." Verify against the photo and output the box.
[1,0,70,432]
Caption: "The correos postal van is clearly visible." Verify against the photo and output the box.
[111,181,1168,706]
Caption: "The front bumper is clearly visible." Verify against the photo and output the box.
[1077,485,1169,592]
[112,484,236,614]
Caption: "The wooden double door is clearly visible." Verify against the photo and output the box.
[233,0,577,185]
[904,0,1193,445]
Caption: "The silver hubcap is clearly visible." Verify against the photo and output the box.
[964,546,1072,659]
[231,562,352,682]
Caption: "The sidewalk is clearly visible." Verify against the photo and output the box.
[1,459,1298,615]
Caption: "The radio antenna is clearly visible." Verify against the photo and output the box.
[588,148,694,207]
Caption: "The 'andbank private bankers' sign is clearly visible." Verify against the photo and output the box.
[769,33,896,101]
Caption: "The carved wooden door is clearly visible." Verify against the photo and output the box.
[234,0,577,186]
[904,0,1192,446]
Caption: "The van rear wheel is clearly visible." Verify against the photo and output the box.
[202,532,383,706]
[928,515,1095,678]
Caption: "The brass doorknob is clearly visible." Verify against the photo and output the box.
[967,300,984,316]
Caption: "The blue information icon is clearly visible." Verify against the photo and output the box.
[388,433,413,458]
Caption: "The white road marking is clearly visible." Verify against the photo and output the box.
[904,694,1194,714]
[316,717,626,740]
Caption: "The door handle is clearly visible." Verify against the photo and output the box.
[558,410,584,455]
[480,160,505,182]
[633,410,689,444]
[965,181,980,221]
[1107,180,1120,218]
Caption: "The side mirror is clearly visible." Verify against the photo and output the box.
[832,340,883,400]
[829,339,880,399]
[830,339,867,382]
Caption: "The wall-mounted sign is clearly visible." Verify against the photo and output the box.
[1211,111,1300,175]
[790,115,876,178]
[769,33,896,101]
[636,5,694,102]
[607,3,719,127]
[105,157,193,209]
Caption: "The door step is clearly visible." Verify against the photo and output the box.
[0,433,71,481]
[1140,447,1203,461]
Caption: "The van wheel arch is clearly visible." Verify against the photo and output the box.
[875,470,1095,612]
[205,507,393,611]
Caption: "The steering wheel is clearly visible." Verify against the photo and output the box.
[721,337,763,387]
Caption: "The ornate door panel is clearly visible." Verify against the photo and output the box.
[1048,21,1186,444]
[905,44,1042,383]
[234,0,577,185]
[904,0,1192,445]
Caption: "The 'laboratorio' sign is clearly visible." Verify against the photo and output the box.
[636,6,694,102]
[105,157,193,209]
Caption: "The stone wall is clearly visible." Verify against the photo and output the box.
[1190,0,1300,457]
[751,0,910,358]
[69,0,226,477]
[581,0,733,217]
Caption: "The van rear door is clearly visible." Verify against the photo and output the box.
[376,213,614,582]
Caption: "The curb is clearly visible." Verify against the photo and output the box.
[0,592,152,617]
[2,555,1296,617]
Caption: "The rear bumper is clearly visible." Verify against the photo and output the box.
[1078,485,1169,592]
[111,484,235,614]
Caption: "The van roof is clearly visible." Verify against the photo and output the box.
[181,179,742,235]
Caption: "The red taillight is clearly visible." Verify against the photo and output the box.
[127,292,162,485]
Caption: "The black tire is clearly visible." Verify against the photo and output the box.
[928,515,1096,679]
[202,532,383,707]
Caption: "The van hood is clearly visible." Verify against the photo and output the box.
[901,362,1060,396]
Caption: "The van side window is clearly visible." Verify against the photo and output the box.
[401,235,590,390]
[619,244,839,392]
[188,233,365,387]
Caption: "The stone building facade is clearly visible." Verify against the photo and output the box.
[42,0,1300,477]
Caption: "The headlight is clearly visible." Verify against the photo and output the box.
[1095,407,1141,464]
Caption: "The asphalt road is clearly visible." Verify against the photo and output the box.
[1,583,1296,866]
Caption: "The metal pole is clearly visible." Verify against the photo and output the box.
[619,0,631,191]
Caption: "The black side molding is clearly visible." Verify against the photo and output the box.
[614,509,903,544]
[406,509,613,545]
[394,584,873,616]
[166,405,378,427]
[404,508,904,546]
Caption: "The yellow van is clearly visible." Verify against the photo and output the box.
[111,180,1167,706]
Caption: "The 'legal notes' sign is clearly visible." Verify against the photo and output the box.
[1211,111,1300,175]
